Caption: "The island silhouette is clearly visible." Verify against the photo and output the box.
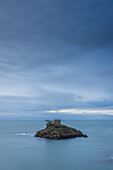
[35,119,88,139]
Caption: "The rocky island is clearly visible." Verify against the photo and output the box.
[35,119,88,139]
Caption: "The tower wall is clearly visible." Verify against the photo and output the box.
[54,119,61,126]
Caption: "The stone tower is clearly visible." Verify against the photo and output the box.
[54,119,61,126]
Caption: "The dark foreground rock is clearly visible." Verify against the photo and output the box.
[35,124,88,139]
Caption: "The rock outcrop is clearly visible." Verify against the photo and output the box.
[35,124,88,139]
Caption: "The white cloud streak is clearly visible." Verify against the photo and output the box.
[45,109,113,115]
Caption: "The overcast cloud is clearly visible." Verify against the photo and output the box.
[0,0,113,119]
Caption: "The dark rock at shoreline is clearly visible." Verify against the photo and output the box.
[35,124,88,139]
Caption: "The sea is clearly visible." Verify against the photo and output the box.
[0,120,113,170]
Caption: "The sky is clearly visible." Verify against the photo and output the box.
[0,0,113,119]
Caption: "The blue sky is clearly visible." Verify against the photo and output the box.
[0,0,113,119]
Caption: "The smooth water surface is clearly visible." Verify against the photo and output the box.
[0,120,113,170]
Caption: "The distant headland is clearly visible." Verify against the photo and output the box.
[35,119,88,139]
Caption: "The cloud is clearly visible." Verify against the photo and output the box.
[0,0,113,119]
[45,109,113,115]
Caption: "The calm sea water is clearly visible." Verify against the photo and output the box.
[0,120,113,170]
